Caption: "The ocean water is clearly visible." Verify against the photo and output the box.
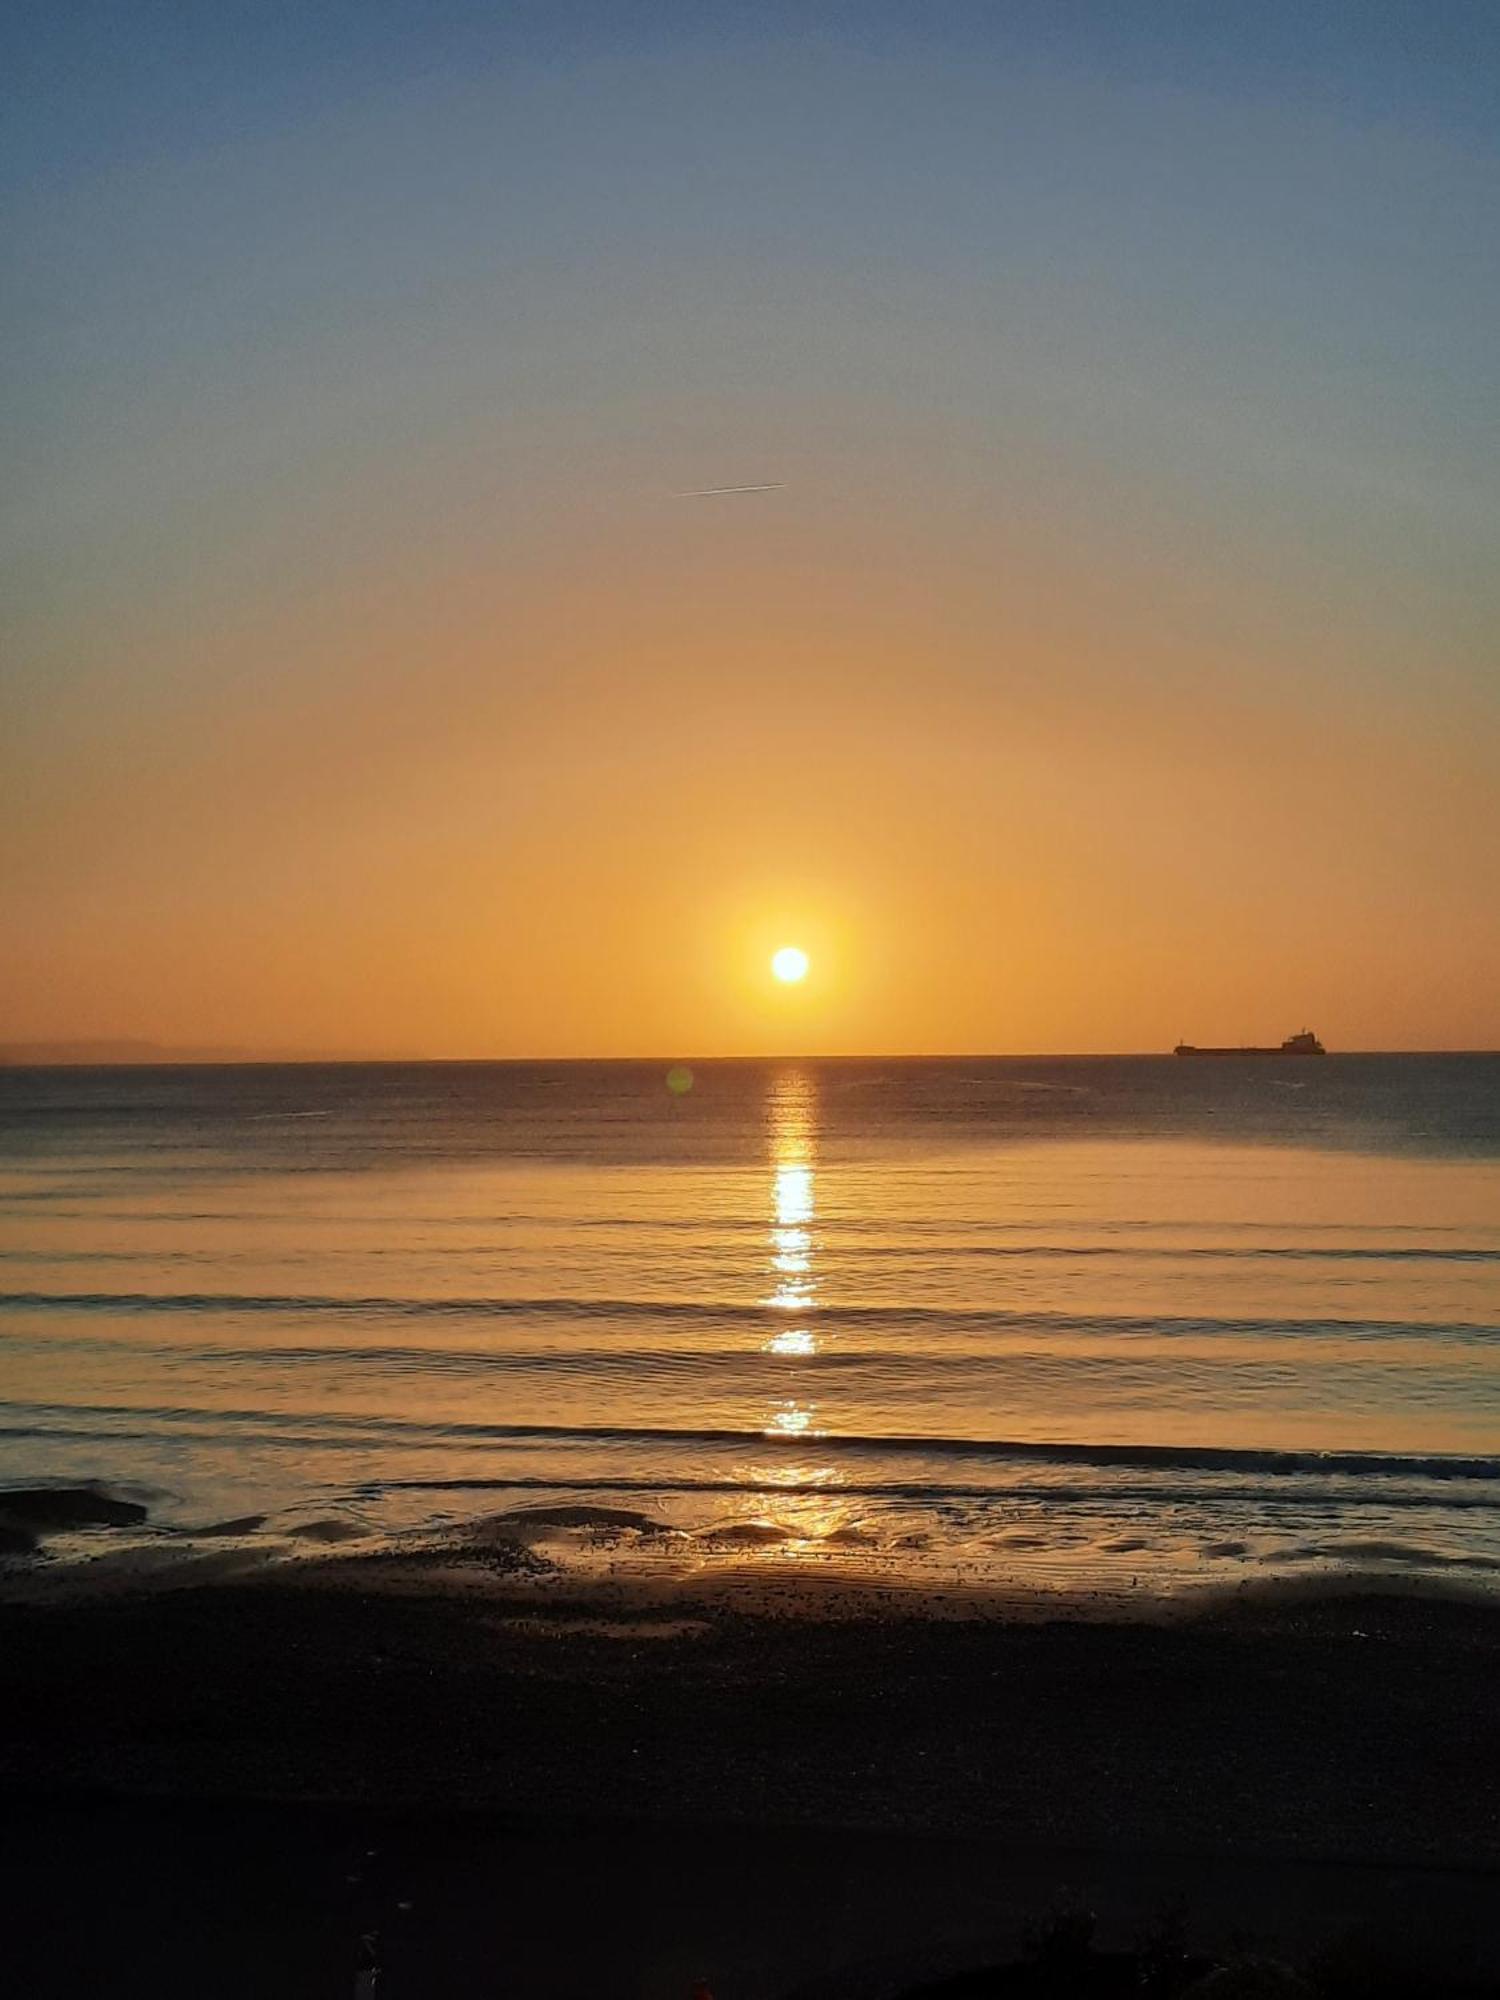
[2,1055,1499,1600]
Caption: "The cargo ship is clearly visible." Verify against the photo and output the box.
[1174,1030,1326,1057]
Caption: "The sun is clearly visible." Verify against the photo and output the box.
[771,945,810,984]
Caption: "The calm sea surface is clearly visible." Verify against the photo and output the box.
[2,1057,1498,1598]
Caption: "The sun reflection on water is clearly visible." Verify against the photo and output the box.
[766,1396,817,1436]
[731,1457,861,1548]
[763,1069,819,1331]
[773,1165,813,1228]
[766,1328,815,1356]
[771,1229,809,1274]
[756,1072,838,1530]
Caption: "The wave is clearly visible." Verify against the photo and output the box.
[361,1477,1500,1516]
[7,1239,1499,1263]
[939,1244,1500,1263]
[3,1206,1493,1239]
[2,1395,1496,1483]
[3,1441,1498,1517]
[6,1338,1497,1399]
[3,1289,1497,1344]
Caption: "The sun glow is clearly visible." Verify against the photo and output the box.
[771,946,810,983]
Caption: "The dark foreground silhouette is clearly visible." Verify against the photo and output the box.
[2,1574,1497,1995]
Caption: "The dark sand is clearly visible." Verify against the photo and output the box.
[2,1551,1498,1995]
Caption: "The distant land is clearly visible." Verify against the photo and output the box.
[0,1041,378,1066]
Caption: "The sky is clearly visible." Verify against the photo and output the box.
[3,1,1498,1056]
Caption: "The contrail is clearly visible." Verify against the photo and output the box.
[673,482,786,497]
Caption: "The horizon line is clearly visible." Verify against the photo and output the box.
[4,1046,1499,1069]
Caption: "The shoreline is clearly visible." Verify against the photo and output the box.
[8,1520,1500,1627]
[7,1481,1500,1624]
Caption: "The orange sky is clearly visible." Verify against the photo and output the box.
[4,7,1497,1055]
[7,505,1496,1055]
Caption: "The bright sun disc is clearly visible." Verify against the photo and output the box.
[772,946,810,983]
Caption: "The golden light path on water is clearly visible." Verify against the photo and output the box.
[740,1069,859,1550]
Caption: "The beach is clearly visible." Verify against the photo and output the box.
[3,1546,1499,1995]
[2,1504,1500,1992]
[6,1551,1499,1857]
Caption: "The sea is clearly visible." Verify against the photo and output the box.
[2,1055,1498,1602]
